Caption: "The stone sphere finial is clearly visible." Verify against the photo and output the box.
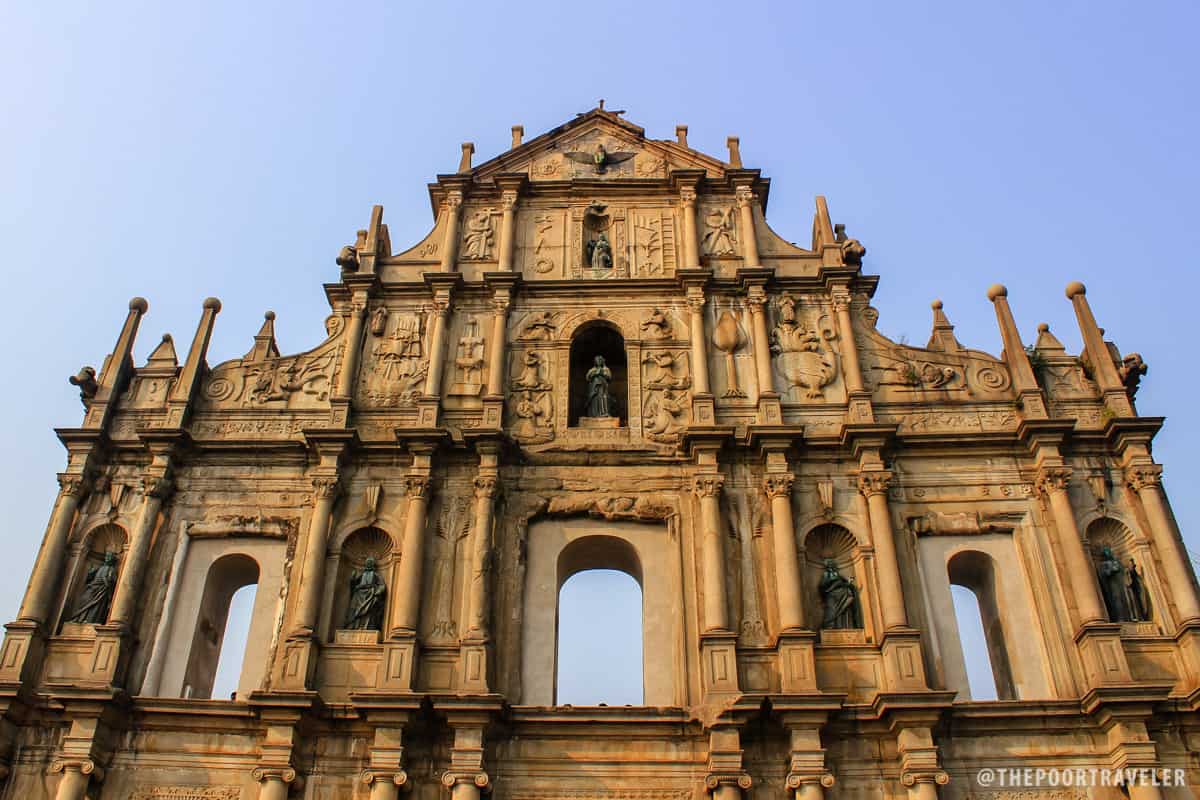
[265,311,276,321]
[986,284,1007,301]
[203,297,222,312]
[931,299,943,310]
[129,297,149,313]
[162,333,172,342]
[1065,281,1086,298]
[1037,323,1049,333]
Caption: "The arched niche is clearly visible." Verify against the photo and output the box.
[1086,517,1153,623]
[947,550,1015,700]
[568,321,627,426]
[60,522,128,630]
[802,523,865,634]
[520,518,679,706]
[330,526,395,638]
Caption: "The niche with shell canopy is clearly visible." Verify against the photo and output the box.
[330,526,395,640]
[1086,517,1154,625]
[802,523,866,638]
[61,522,128,631]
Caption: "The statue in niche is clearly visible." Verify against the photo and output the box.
[585,355,616,418]
[1128,558,1150,622]
[819,558,862,630]
[834,223,866,267]
[343,557,387,631]
[702,208,737,255]
[462,210,495,259]
[67,551,119,624]
[1097,546,1132,622]
[586,232,613,270]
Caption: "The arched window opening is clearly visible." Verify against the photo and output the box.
[210,583,256,700]
[554,535,643,705]
[947,550,1015,701]
[949,585,998,700]
[182,553,259,700]
[569,323,627,427]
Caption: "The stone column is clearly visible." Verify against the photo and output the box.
[857,471,908,631]
[695,474,730,632]
[365,772,407,800]
[394,475,433,632]
[335,294,369,400]
[746,286,773,397]
[764,474,804,631]
[681,187,700,268]
[18,474,87,625]
[438,191,463,273]
[293,476,341,636]
[735,186,760,268]
[831,291,864,393]
[1036,467,1107,625]
[423,296,452,397]
[464,475,498,638]
[108,476,172,627]
[485,295,509,398]
[1128,465,1200,623]
[51,759,100,800]
[687,291,712,395]
[497,190,517,272]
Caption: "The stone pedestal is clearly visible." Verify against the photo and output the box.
[579,416,620,429]
[700,631,740,696]
[276,635,320,690]
[881,629,927,691]
[1076,622,1133,688]
[458,641,490,692]
[756,393,782,426]
[0,620,45,685]
[778,630,818,693]
[382,635,419,690]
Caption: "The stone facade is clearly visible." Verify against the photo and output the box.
[1,106,1198,800]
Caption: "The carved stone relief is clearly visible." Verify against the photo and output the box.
[429,494,470,642]
[360,309,428,408]
[461,209,497,260]
[641,350,690,444]
[509,350,554,444]
[701,206,737,256]
[769,294,838,401]
[712,308,748,398]
[202,322,342,410]
[450,315,486,397]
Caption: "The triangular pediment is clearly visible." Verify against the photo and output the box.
[469,108,730,183]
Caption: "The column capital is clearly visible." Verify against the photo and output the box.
[50,758,103,780]
[900,770,949,787]
[140,474,174,500]
[680,186,697,206]
[857,470,892,498]
[404,475,434,499]
[1126,463,1163,491]
[361,770,409,788]
[1035,466,1073,496]
[473,475,499,500]
[57,472,90,498]
[490,294,511,314]
[687,292,707,312]
[442,191,463,212]
[440,771,490,789]
[252,766,299,784]
[786,773,835,790]
[746,286,767,309]
[500,189,518,210]
[705,773,753,792]
[693,473,726,499]
[311,475,341,501]
[734,186,755,208]
[764,473,795,499]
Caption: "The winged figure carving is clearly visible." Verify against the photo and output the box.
[563,143,636,174]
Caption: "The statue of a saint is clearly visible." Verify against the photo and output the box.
[588,233,613,269]
[343,557,387,631]
[1127,558,1150,622]
[585,355,615,418]
[67,551,119,624]
[1097,546,1131,622]
[818,558,862,630]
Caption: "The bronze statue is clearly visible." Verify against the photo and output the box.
[67,551,119,625]
[1097,546,1131,622]
[819,558,862,629]
[1127,558,1150,621]
[585,355,616,418]
[586,232,613,269]
[564,143,636,174]
[343,557,387,631]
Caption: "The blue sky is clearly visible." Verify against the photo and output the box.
[3,1,1197,702]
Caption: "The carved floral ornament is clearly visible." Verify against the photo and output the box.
[763,473,795,498]
[1035,466,1072,496]
[404,475,433,499]
[693,474,725,498]
[57,472,89,498]
[1126,463,1163,491]
[857,471,892,497]
[473,475,499,499]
